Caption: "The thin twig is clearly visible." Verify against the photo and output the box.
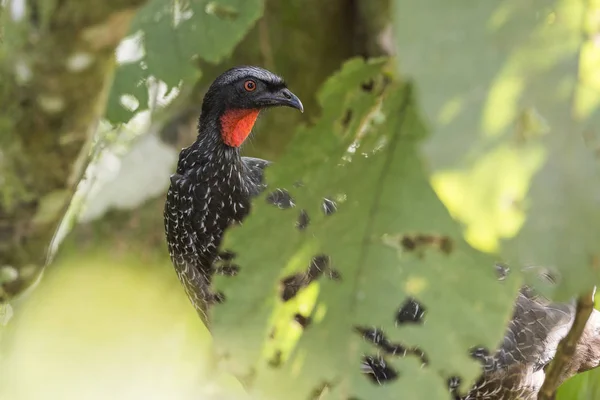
[538,289,596,399]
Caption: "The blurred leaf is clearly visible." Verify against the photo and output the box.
[0,248,246,400]
[394,0,600,298]
[211,58,520,399]
[558,368,600,399]
[106,0,264,123]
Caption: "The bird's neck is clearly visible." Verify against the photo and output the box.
[219,108,260,147]
[193,113,242,165]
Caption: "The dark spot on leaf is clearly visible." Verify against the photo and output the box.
[296,209,310,230]
[400,236,416,251]
[356,326,428,365]
[205,2,239,20]
[361,355,398,384]
[539,269,558,285]
[361,80,375,92]
[396,297,426,325]
[212,291,226,304]
[469,346,496,370]
[269,327,276,339]
[218,250,237,261]
[280,255,332,301]
[439,236,453,253]
[400,234,453,255]
[413,347,429,366]
[327,268,342,281]
[448,376,461,390]
[268,350,282,368]
[266,188,295,209]
[294,313,311,328]
[341,109,352,128]
[308,382,333,400]
[356,326,407,356]
[214,263,240,276]
[495,263,510,280]
[307,255,330,277]
[280,278,301,302]
[322,198,337,215]
[448,376,464,399]
[470,346,490,359]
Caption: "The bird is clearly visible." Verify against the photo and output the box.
[164,66,600,399]
[163,66,304,323]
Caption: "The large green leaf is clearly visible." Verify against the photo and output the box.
[211,58,519,399]
[394,0,600,299]
[106,0,264,123]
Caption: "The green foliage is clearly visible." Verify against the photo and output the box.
[211,59,520,399]
[558,369,600,399]
[106,0,264,123]
[394,0,600,300]
[0,247,241,400]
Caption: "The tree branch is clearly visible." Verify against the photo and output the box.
[0,0,146,302]
[538,289,596,399]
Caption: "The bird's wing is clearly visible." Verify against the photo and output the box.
[241,156,271,190]
[164,173,213,319]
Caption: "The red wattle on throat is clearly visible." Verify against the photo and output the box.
[220,109,260,147]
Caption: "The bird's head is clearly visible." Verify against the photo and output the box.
[200,66,303,148]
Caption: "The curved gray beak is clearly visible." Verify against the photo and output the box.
[260,88,304,113]
[279,88,304,113]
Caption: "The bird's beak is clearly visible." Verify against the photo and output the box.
[259,88,304,113]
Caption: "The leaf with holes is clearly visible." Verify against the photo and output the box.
[211,58,520,399]
[106,0,264,123]
[394,0,600,298]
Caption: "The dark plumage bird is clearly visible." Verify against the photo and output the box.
[164,66,303,322]
[164,66,600,399]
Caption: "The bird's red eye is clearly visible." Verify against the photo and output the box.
[244,80,256,92]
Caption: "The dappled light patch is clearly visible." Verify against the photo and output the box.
[205,2,239,20]
[395,0,600,298]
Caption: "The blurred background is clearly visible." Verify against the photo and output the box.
[1,0,600,399]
